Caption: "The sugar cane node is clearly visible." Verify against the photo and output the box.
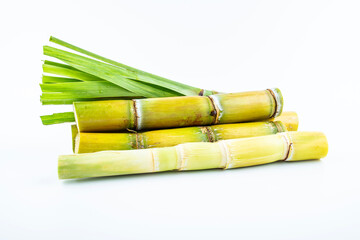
[273,121,287,132]
[134,132,145,149]
[266,88,283,118]
[132,99,139,131]
[201,126,217,142]
[150,149,161,172]
[207,95,220,124]
[219,140,232,169]
[280,132,294,161]
[176,145,187,170]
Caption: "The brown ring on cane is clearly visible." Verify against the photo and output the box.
[207,96,220,124]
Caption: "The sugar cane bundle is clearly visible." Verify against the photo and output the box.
[58,131,328,179]
[39,37,327,180]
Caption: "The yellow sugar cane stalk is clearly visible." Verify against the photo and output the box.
[70,111,298,153]
[74,88,283,132]
[59,131,328,179]
[72,121,286,153]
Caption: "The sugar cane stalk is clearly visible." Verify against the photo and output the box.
[73,121,287,153]
[71,111,298,153]
[59,131,328,179]
[74,88,283,132]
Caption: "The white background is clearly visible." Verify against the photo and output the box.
[1,0,359,239]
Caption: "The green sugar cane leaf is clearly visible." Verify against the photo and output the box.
[43,61,105,82]
[42,75,82,83]
[44,46,181,98]
[41,112,75,125]
[43,63,103,82]
[71,125,78,152]
[40,96,142,105]
[40,81,141,99]
[44,60,78,70]
[40,81,135,94]
[41,98,78,105]
[130,79,186,96]
[49,37,204,96]
[41,97,102,105]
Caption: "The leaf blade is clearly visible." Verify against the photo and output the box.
[40,112,75,125]
[44,46,180,98]
[50,36,205,96]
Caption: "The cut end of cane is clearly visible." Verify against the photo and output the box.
[58,155,69,180]
[73,102,81,132]
[284,131,328,161]
[71,125,78,153]
[268,88,284,118]
[275,111,299,131]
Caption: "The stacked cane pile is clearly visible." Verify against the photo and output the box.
[40,37,328,179]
